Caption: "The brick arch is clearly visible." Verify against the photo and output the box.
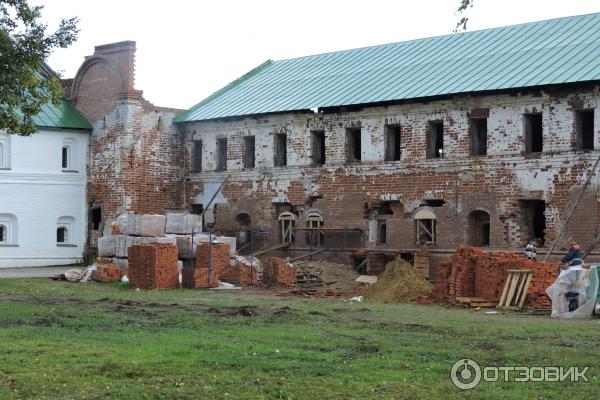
[69,57,123,123]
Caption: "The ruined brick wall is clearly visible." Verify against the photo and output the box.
[180,85,600,260]
[67,42,185,231]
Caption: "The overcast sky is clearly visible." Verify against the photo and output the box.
[35,0,600,110]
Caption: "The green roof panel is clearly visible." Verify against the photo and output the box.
[32,99,92,130]
[175,13,600,123]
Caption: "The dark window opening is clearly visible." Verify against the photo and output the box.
[62,147,68,169]
[575,110,594,150]
[524,113,543,153]
[470,118,487,156]
[57,227,67,243]
[90,206,102,231]
[311,130,326,165]
[243,136,255,169]
[0,225,5,242]
[353,256,367,274]
[427,121,444,158]
[346,128,362,162]
[385,125,401,161]
[216,138,227,171]
[274,133,287,166]
[377,203,394,215]
[192,141,203,172]
[424,199,446,207]
[519,199,546,246]
[377,222,387,245]
[467,210,490,246]
[191,204,204,215]
[416,219,436,244]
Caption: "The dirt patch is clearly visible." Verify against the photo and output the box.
[365,259,432,303]
[207,305,257,317]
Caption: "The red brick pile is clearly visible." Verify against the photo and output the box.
[262,257,297,286]
[128,243,179,290]
[182,243,230,288]
[219,262,259,286]
[92,263,126,282]
[434,246,558,309]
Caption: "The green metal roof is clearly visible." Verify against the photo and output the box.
[175,12,600,123]
[32,98,92,130]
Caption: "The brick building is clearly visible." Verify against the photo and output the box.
[63,13,600,276]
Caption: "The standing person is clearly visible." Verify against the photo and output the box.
[524,239,538,260]
[560,237,583,268]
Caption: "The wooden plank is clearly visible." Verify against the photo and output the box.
[499,272,512,306]
[517,272,534,309]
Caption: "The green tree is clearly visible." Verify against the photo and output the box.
[0,0,79,136]
[454,0,474,32]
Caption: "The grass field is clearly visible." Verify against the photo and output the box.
[0,279,598,399]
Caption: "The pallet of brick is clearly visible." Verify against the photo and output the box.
[92,263,126,282]
[126,214,166,237]
[128,243,179,290]
[175,234,211,259]
[182,243,230,288]
[219,263,260,286]
[262,257,297,286]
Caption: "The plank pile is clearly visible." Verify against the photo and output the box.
[434,246,558,309]
[128,243,179,289]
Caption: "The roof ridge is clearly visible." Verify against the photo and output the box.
[274,12,600,63]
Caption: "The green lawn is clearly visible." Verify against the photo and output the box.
[0,279,598,399]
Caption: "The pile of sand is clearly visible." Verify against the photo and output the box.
[297,260,360,293]
[365,258,432,303]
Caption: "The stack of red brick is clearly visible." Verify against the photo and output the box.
[262,257,297,286]
[92,263,126,282]
[434,246,558,309]
[182,243,230,288]
[219,261,260,286]
[128,243,179,290]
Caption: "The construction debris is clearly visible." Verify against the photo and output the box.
[365,259,432,303]
[92,262,126,283]
[296,260,360,293]
[434,246,558,309]
[262,257,296,286]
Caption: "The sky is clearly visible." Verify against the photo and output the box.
[35,0,600,110]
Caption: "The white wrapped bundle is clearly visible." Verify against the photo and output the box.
[97,236,116,257]
[165,213,202,234]
[127,214,166,237]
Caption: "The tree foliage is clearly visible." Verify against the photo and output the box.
[454,0,474,32]
[0,0,79,135]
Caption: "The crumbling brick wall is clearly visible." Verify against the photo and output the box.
[179,84,600,267]
[67,41,185,232]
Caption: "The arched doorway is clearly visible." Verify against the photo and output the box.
[467,210,490,246]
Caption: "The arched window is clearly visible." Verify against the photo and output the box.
[414,207,436,245]
[305,209,324,246]
[57,216,75,245]
[0,133,10,169]
[235,213,252,244]
[61,138,77,171]
[278,212,296,244]
[62,145,70,169]
[467,210,491,247]
[0,214,18,245]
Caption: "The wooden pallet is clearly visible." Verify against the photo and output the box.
[454,297,498,308]
[498,270,533,310]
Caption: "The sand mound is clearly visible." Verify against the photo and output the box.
[365,259,432,303]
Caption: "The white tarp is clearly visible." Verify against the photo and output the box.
[546,265,599,319]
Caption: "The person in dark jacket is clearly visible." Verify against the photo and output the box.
[560,237,583,267]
